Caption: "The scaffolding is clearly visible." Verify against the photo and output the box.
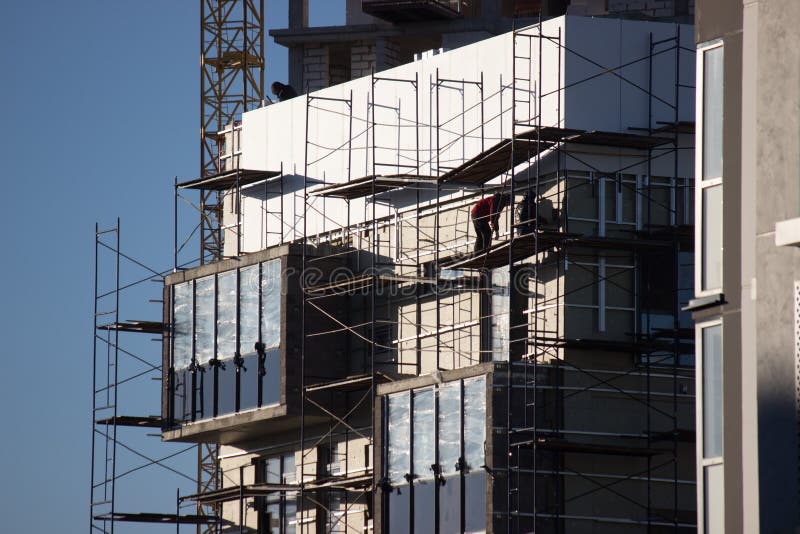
[89,221,211,533]
[148,18,696,534]
[287,21,694,532]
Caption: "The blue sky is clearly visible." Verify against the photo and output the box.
[0,1,342,532]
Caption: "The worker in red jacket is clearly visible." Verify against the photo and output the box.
[471,192,510,253]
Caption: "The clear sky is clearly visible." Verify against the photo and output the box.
[0,1,342,532]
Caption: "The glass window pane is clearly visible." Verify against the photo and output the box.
[261,259,281,350]
[702,185,723,291]
[265,502,280,534]
[217,362,236,416]
[196,366,213,420]
[388,392,410,485]
[216,271,237,360]
[604,178,617,222]
[464,471,487,533]
[412,388,435,481]
[704,464,725,532]
[265,457,281,483]
[283,452,296,484]
[239,353,259,410]
[413,479,435,533]
[648,177,672,227]
[194,276,215,366]
[173,282,193,370]
[463,376,486,472]
[261,348,281,407]
[439,473,461,533]
[438,381,461,475]
[621,175,637,223]
[702,324,723,458]
[703,46,724,180]
[284,498,297,534]
[491,266,510,361]
[567,176,598,219]
[676,178,694,226]
[388,487,410,534]
[172,368,191,423]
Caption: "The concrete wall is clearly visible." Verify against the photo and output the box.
[746,1,800,531]
[216,428,372,531]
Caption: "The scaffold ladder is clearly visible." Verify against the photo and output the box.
[90,221,121,534]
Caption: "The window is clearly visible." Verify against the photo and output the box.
[697,321,724,533]
[171,282,193,423]
[169,258,282,424]
[697,43,724,294]
[640,251,696,367]
[385,376,487,534]
[258,453,297,534]
[564,252,635,338]
[701,323,723,458]
[490,266,510,360]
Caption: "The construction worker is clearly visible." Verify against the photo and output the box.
[516,191,549,235]
[270,81,298,102]
[471,192,510,253]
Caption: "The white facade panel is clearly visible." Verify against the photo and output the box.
[236,16,693,252]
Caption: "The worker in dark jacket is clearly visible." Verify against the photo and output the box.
[516,191,548,235]
[471,192,510,253]
[271,81,298,102]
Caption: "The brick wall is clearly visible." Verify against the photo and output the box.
[303,44,329,93]
[350,40,376,80]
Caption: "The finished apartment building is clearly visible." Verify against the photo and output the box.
[691,0,800,532]
[90,2,701,534]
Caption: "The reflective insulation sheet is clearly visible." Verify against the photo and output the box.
[261,259,281,350]
[239,264,260,356]
[172,282,193,370]
[388,392,411,485]
[216,271,237,415]
[194,276,215,366]
[463,375,486,472]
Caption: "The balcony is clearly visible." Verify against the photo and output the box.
[362,0,464,23]
[162,244,348,445]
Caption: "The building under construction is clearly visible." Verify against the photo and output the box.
[90,2,697,533]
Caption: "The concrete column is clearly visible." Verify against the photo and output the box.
[289,46,304,93]
[286,0,308,93]
[375,38,400,72]
[288,0,308,29]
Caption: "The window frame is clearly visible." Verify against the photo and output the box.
[257,452,298,534]
[168,257,283,424]
[695,40,725,297]
[695,318,724,534]
[384,375,488,534]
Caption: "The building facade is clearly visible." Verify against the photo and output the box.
[272,0,694,94]
[691,0,800,532]
[162,13,698,533]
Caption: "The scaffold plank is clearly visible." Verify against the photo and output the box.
[92,512,219,525]
[310,174,437,199]
[178,169,280,191]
